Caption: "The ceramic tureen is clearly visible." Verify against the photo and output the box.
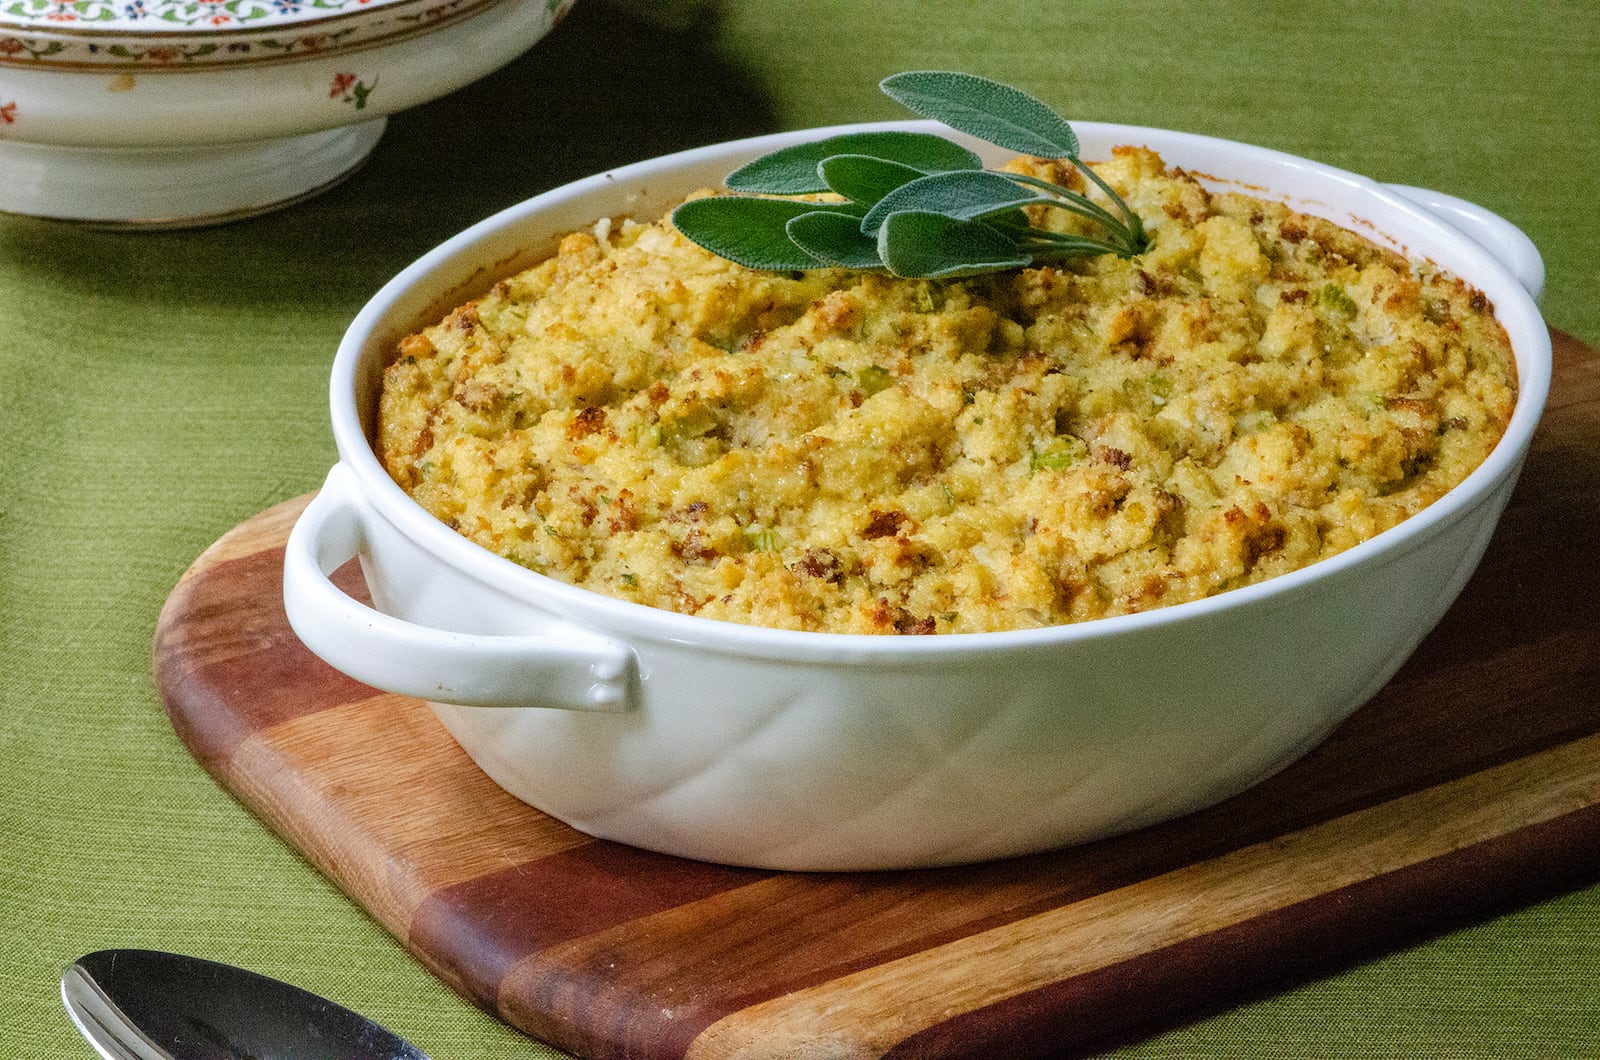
[0,0,575,224]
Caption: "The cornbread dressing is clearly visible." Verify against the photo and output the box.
[378,148,1517,634]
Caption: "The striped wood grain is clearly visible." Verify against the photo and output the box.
[154,329,1600,1058]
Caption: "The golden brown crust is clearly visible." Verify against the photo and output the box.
[377,149,1516,634]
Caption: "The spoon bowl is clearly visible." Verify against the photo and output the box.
[63,949,427,1060]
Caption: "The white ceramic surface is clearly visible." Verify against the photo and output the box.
[0,0,575,225]
[283,121,1552,871]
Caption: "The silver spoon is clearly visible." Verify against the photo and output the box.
[63,949,429,1060]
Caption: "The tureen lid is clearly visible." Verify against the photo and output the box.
[5,0,415,32]
[0,0,513,67]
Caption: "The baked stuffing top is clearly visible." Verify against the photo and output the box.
[378,148,1516,634]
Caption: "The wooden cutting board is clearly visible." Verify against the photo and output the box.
[154,328,1600,1059]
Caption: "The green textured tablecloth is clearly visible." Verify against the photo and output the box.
[5,2,1599,1055]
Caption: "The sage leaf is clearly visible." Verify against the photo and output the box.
[861,169,1051,234]
[786,211,885,270]
[673,72,1148,280]
[727,131,983,195]
[1004,171,1135,237]
[817,154,927,208]
[881,71,1081,159]
[1021,231,1129,258]
[877,211,1030,279]
[671,197,832,271]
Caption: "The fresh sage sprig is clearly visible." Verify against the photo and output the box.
[670,71,1150,279]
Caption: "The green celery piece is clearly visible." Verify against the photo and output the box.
[743,524,778,551]
[1030,436,1088,470]
[877,211,1030,279]
[881,71,1080,159]
[856,364,893,394]
[1318,284,1359,318]
[726,131,982,195]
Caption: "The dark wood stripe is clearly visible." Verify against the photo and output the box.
[408,843,769,1017]
[885,799,1600,1059]
[155,548,376,765]
[441,614,1600,1059]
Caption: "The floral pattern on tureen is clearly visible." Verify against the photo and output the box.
[0,0,572,68]
[5,0,391,29]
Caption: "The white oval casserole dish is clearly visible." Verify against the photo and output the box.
[284,121,1551,871]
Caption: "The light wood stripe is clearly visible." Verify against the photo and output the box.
[221,693,592,935]
[494,869,1040,1054]
[684,729,1600,1058]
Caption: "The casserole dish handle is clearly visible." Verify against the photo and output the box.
[1383,184,1544,299]
[282,464,635,712]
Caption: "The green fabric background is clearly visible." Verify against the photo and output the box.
[4,1,1598,1055]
